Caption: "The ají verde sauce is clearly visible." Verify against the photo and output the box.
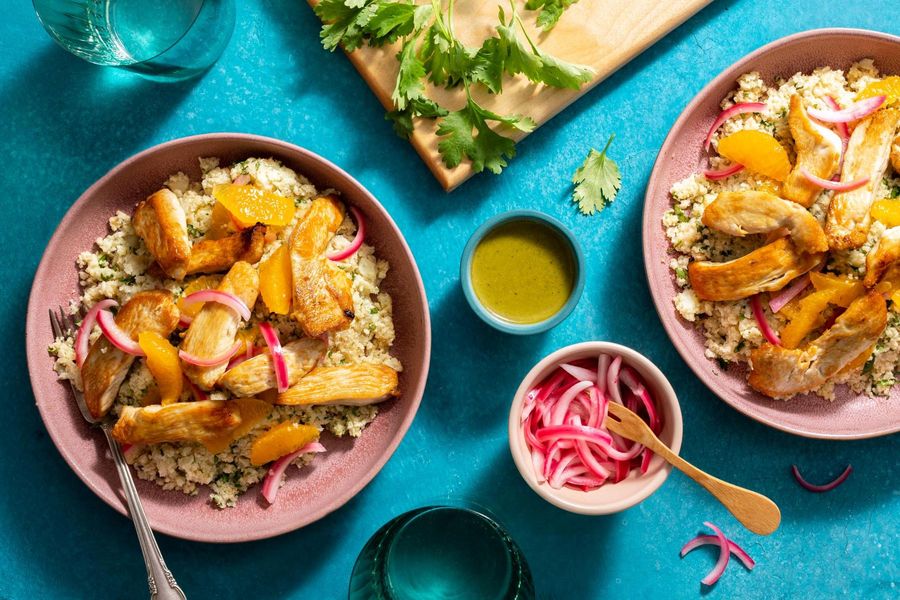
[470,219,576,324]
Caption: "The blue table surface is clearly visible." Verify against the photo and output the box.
[2,1,898,598]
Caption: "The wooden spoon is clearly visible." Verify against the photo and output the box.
[605,402,781,535]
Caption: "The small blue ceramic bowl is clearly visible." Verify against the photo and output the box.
[460,210,585,335]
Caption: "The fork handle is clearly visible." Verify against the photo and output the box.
[103,428,187,600]
[648,439,781,536]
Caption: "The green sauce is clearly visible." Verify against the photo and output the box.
[470,219,576,324]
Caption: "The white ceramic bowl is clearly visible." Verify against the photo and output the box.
[508,342,684,514]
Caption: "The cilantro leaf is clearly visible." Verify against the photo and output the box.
[469,37,506,94]
[366,2,432,45]
[420,23,473,88]
[391,37,427,110]
[525,0,580,31]
[315,0,380,52]
[387,97,447,138]
[572,135,621,215]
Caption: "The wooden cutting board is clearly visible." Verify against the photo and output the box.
[307,0,713,190]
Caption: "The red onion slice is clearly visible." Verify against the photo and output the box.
[96,310,145,356]
[681,534,755,570]
[596,354,610,395]
[550,380,594,424]
[259,322,290,393]
[701,521,731,586]
[704,163,745,180]
[179,341,242,367]
[74,299,119,368]
[823,96,850,171]
[791,464,852,492]
[768,275,810,313]
[260,442,326,504]
[606,356,623,404]
[704,102,768,150]
[808,95,885,123]
[181,290,251,321]
[327,206,366,262]
[800,168,869,192]
[559,363,597,382]
[750,295,781,346]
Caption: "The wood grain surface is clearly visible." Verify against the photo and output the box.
[308,0,713,190]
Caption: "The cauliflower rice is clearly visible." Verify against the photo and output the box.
[49,157,402,507]
[663,59,900,400]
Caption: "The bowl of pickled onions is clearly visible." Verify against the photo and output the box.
[508,342,683,514]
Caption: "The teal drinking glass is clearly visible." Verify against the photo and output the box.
[33,0,235,81]
[349,506,535,600]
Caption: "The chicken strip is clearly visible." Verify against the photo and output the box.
[132,189,192,280]
[218,338,326,397]
[185,224,267,276]
[688,238,824,301]
[181,261,260,390]
[81,290,179,419]
[891,134,900,174]
[111,398,271,453]
[748,293,887,398]
[825,108,900,249]
[863,226,900,287]
[289,196,354,337]
[782,95,843,207]
[276,364,399,406]
[702,191,828,253]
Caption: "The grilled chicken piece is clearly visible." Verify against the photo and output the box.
[185,224,267,276]
[181,261,260,390]
[782,95,843,207]
[277,364,399,406]
[289,196,354,337]
[133,189,192,280]
[891,134,900,174]
[702,191,828,253]
[111,398,271,453]
[218,338,326,397]
[688,238,824,301]
[864,226,900,286]
[748,293,887,398]
[82,290,179,419]
[825,109,900,249]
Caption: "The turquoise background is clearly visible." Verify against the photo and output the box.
[1,1,898,598]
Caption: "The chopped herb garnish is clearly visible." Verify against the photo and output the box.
[186,224,203,238]
[369,307,380,314]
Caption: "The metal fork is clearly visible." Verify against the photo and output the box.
[51,307,186,600]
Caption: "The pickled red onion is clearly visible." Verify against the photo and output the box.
[96,310,145,356]
[791,464,852,492]
[750,295,781,346]
[74,299,118,368]
[259,322,289,393]
[681,534,755,570]
[808,95,885,123]
[606,356,623,404]
[181,290,251,321]
[823,96,850,171]
[704,163,745,180]
[801,169,869,192]
[768,275,809,313]
[704,102,767,150]
[179,341,242,367]
[260,441,326,504]
[327,206,366,261]
[701,521,730,586]
[560,363,597,382]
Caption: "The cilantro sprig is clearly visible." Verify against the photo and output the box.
[572,134,621,215]
[314,0,593,175]
[524,0,580,31]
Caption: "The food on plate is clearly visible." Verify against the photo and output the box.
[48,157,403,507]
[81,290,180,419]
[277,364,400,406]
[132,189,192,280]
[250,421,319,467]
[825,108,900,249]
[519,352,662,491]
[664,60,900,399]
[469,219,577,324]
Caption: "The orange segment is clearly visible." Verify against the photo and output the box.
[870,199,900,228]
[780,290,832,349]
[208,201,239,239]
[259,245,293,315]
[856,76,900,107]
[809,272,865,308]
[138,331,183,405]
[178,275,222,320]
[250,421,320,466]
[212,184,296,228]
[203,398,272,454]
[716,130,792,182]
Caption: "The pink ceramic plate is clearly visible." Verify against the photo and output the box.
[25,134,431,542]
[643,29,900,440]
